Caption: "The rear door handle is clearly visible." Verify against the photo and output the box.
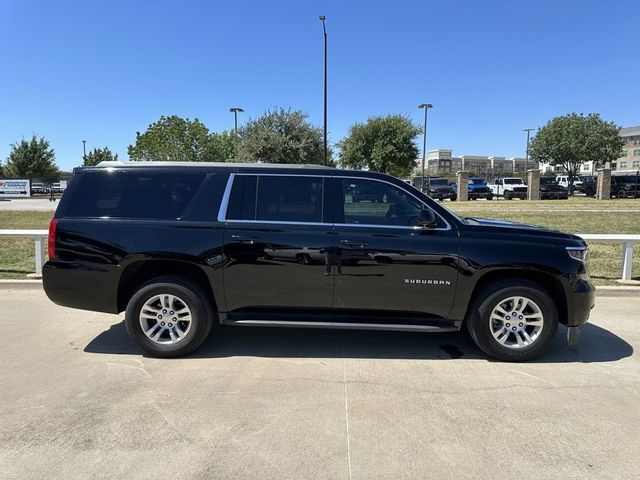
[340,239,368,248]
[230,234,259,244]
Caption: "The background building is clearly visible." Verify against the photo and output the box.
[613,126,640,171]
[420,149,534,177]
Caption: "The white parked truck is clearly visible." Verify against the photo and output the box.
[487,177,528,200]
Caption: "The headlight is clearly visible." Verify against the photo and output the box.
[566,247,588,262]
[567,247,590,280]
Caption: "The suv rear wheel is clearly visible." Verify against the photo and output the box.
[466,280,558,361]
[125,276,213,358]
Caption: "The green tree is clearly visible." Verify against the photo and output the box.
[83,147,119,166]
[0,161,4,178]
[5,135,59,182]
[237,108,331,165]
[338,115,421,178]
[128,115,213,162]
[206,130,235,161]
[529,113,625,193]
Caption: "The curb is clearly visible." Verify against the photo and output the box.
[0,280,44,290]
[594,286,640,297]
[1,280,639,297]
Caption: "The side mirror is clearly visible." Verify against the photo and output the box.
[414,209,438,229]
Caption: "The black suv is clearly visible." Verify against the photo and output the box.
[43,162,595,361]
[424,177,456,201]
[611,173,639,199]
[539,177,568,200]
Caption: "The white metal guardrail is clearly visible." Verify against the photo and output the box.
[0,230,638,280]
[577,234,640,281]
[0,229,48,275]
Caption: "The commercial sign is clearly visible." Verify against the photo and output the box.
[0,179,31,197]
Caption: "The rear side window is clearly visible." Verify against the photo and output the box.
[64,172,206,219]
[226,175,324,223]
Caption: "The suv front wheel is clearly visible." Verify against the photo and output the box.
[125,276,214,358]
[466,280,558,361]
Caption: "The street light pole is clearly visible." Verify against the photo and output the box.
[524,128,534,173]
[319,15,327,166]
[229,107,244,159]
[82,140,86,161]
[418,104,433,192]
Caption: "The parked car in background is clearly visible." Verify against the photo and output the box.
[31,182,46,194]
[425,177,456,201]
[611,172,640,198]
[556,175,582,193]
[487,177,528,200]
[539,177,568,200]
[578,175,597,197]
[451,177,493,200]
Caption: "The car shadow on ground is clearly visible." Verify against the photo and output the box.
[84,321,633,363]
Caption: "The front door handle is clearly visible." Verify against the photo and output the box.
[340,239,368,248]
[230,234,259,244]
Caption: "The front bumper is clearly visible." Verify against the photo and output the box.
[468,191,492,199]
[565,280,596,344]
[541,191,568,199]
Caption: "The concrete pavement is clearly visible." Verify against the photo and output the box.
[0,288,638,480]
[0,198,58,211]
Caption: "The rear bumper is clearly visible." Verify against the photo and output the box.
[42,261,119,314]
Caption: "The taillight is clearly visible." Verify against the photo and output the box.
[48,218,58,260]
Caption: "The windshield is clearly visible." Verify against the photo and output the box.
[503,178,523,185]
[469,178,484,185]
[540,177,557,185]
[429,179,448,186]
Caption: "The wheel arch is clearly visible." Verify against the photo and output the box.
[117,259,217,314]
[463,269,568,325]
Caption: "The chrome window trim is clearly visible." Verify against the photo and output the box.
[218,172,452,231]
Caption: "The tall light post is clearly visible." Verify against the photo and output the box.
[82,140,86,164]
[230,107,244,159]
[418,104,433,191]
[523,128,534,173]
[319,15,327,166]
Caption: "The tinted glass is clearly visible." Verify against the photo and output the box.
[614,175,638,183]
[430,179,448,186]
[226,175,257,220]
[339,179,430,227]
[227,175,325,222]
[64,172,205,219]
[256,176,323,222]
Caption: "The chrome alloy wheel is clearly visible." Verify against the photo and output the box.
[139,294,192,345]
[488,296,544,349]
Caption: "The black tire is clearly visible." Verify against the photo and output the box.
[125,275,214,358]
[486,194,493,201]
[504,191,512,200]
[617,190,627,199]
[465,279,559,362]
[584,187,595,197]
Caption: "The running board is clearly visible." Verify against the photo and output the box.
[221,317,458,333]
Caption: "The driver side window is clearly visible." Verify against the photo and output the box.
[339,178,430,227]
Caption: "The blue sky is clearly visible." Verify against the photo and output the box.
[1,0,638,171]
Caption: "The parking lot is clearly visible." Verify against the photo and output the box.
[0,287,638,480]
[0,198,58,211]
